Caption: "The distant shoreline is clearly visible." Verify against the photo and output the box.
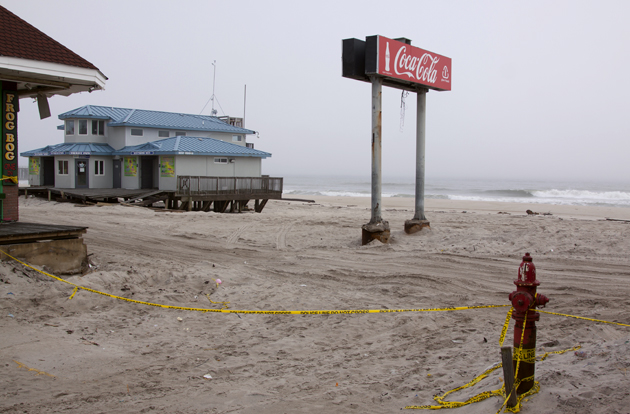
[281,175,630,209]
[298,195,630,221]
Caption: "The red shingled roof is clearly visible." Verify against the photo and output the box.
[0,5,99,70]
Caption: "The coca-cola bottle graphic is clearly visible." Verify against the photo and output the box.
[385,42,390,71]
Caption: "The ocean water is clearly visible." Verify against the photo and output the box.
[283,175,630,209]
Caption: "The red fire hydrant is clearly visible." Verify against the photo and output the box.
[508,253,549,394]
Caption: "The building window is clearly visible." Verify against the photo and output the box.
[65,120,75,135]
[246,143,254,149]
[232,135,243,142]
[78,120,88,135]
[92,120,105,135]
[58,160,68,175]
[158,130,169,138]
[131,128,143,136]
[175,131,186,136]
[94,160,104,175]
[214,157,228,164]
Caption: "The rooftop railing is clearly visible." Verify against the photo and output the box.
[177,176,283,197]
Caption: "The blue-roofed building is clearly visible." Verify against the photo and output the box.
[21,105,272,190]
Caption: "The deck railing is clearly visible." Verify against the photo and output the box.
[177,176,283,197]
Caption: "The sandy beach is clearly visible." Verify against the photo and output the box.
[1,195,629,413]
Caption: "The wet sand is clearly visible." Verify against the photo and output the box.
[1,195,629,413]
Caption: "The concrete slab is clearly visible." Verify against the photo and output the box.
[0,238,87,275]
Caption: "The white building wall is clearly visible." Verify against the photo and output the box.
[204,157,262,177]
[206,132,248,146]
[235,157,261,176]
[108,127,126,150]
[206,157,234,177]
[63,119,108,144]
[125,127,153,147]
[89,157,113,189]
[136,129,213,142]
[61,121,251,149]
[122,127,241,147]
[172,156,262,182]
[174,156,206,176]
[54,155,73,188]
[29,174,41,186]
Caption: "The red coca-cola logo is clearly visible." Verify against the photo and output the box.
[378,36,451,91]
[393,47,440,83]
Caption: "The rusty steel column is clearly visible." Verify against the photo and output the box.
[362,76,390,245]
[370,75,383,223]
[405,87,430,234]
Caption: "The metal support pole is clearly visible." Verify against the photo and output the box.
[362,76,389,245]
[414,88,427,220]
[370,76,383,224]
[404,87,430,234]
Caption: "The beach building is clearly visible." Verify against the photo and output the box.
[21,106,271,191]
[0,5,106,222]
[0,4,107,274]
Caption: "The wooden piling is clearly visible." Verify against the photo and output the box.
[501,346,517,408]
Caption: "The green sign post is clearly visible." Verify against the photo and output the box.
[1,82,18,183]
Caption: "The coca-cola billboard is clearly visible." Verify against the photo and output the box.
[366,36,451,91]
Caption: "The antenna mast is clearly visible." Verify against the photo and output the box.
[243,84,246,127]
[211,60,217,116]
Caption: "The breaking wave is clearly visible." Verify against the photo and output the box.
[282,177,630,208]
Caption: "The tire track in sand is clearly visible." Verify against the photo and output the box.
[227,224,251,245]
[276,223,293,250]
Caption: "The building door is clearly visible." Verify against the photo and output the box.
[113,159,121,188]
[141,156,156,189]
[42,157,55,186]
[75,159,89,188]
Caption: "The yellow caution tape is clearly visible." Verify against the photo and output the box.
[68,286,79,300]
[206,294,229,310]
[432,363,504,408]
[539,309,630,327]
[3,247,626,321]
[495,376,537,414]
[538,345,581,362]
[497,295,536,412]
[14,360,55,377]
[4,250,608,412]
[2,175,18,184]
[496,384,515,414]
[507,310,528,411]
[503,379,540,413]
[501,345,580,413]
[512,347,536,363]
[0,250,509,315]
[499,307,513,346]
[406,344,579,412]
[408,311,582,413]
[406,362,517,410]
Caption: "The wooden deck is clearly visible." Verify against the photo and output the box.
[19,176,283,213]
[174,176,282,212]
[20,187,170,204]
[0,222,87,245]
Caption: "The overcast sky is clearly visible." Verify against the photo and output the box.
[6,0,630,183]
